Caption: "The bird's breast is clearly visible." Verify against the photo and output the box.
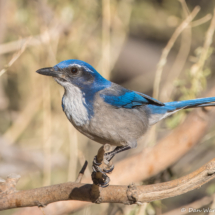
[62,86,90,127]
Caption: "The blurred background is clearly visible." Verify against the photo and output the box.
[1,0,215,214]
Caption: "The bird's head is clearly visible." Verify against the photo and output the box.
[36,59,110,93]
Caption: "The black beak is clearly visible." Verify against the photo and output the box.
[36,67,59,78]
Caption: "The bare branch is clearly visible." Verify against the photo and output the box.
[1,158,215,211]
[75,161,88,183]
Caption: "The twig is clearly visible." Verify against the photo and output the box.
[96,0,133,77]
[42,77,52,186]
[78,151,91,178]
[75,161,88,183]
[1,158,215,210]
[190,9,215,76]
[0,37,31,77]
[153,6,200,99]
[178,0,190,16]
[67,125,78,181]
[190,14,212,27]
[38,207,46,215]
[0,24,67,55]
[101,0,111,79]
[160,0,192,101]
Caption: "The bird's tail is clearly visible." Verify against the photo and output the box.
[148,97,215,125]
[165,97,215,110]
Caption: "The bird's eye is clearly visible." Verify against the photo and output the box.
[71,67,78,75]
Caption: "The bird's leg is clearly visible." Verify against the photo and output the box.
[104,145,131,162]
[101,146,131,174]
[92,145,111,187]
[92,145,132,187]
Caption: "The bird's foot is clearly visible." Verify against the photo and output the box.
[91,167,110,188]
[103,152,114,163]
[103,157,114,173]
[93,155,114,173]
[91,156,114,187]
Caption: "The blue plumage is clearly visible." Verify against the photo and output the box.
[101,89,149,108]
[36,59,215,185]
[54,59,97,73]
[36,59,215,137]
[100,85,164,109]
[148,97,215,115]
[165,97,215,109]
[55,60,111,119]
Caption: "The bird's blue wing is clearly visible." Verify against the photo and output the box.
[134,91,164,106]
[100,85,164,109]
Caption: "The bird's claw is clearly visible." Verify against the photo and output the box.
[104,153,113,162]
[93,156,102,166]
[92,155,114,187]
[93,155,114,173]
[103,164,114,173]
[91,171,110,187]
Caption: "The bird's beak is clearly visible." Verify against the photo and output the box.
[36,67,60,78]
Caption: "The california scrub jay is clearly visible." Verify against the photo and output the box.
[37,59,215,186]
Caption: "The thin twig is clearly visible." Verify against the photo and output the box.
[160,0,192,101]
[190,14,212,27]
[101,0,111,79]
[190,9,215,76]
[38,207,46,215]
[0,37,31,77]
[178,0,190,16]
[67,125,78,182]
[75,161,88,183]
[42,76,52,186]
[0,25,67,55]
[153,6,200,99]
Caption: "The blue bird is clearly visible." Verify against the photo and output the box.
[36,59,215,186]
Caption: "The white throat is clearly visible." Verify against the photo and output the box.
[62,83,89,126]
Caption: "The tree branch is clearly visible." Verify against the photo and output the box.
[1,157,215,211]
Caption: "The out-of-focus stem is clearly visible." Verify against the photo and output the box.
[42,77,52,186]
[153,6,200,100]
[67,124,78,182]
[102,0,111,79]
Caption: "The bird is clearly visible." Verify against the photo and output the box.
[36,59,215,186]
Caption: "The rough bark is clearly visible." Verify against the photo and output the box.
[1,157,215,211]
